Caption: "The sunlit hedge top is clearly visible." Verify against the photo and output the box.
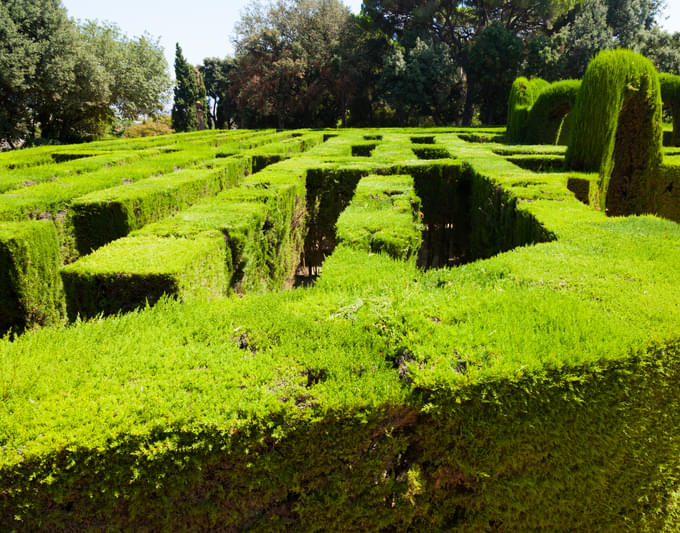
[565,49,663,175]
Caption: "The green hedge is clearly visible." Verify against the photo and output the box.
[63,173,303,317]
[0,130,310,327]
[506,77,549,144]
[525,80,581,145]
[660,73,680,147]
[3,128,680,530]
[136,196,269,292]
[335,174,422,259]
[0,221,63,333]
[565,50,663,215]
[0,150,153,194]
[60,232,229,319]
[0,146,220,261]
[70,158,250,255]
[411,145,451,160]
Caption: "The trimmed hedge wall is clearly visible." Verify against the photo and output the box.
[565,50,663,215]
[525,80,581,145]
[0,221,63,333]
[60,232,229,319]
[0,130,304,329]
[506,77,549,144]
[3,128,680,531]
[660,72,680,147]
[335,174,422,259]
[70,157,251,255]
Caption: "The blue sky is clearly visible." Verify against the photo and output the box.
[61,0,680,71]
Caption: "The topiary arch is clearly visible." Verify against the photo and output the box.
[505,77,549,144]
[660,73,680,147]
[565,49,663,216]
[525,80,581,145]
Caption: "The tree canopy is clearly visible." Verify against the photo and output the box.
[0,0,170,146]
[203,0,677,129]
[3,0,679,145]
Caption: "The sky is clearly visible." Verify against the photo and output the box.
[61,0,680,73]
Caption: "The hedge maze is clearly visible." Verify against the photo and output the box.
[2,50,680,531]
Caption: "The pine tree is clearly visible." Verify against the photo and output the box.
[171,44,199,132]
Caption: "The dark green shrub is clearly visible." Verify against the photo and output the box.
[660,73,680,147]
[506,77,549,144]
[526,80,582,145]
[565,49,663,215]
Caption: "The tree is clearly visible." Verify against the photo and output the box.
[0,0,110,143]
[0,0,171,146]
[467,22,524,124]
[333,14,393,126]
[606,0,664,48]
[201,57,238,129]
[0,2,37,146]
[361,0,580,124]
[231,0,352,128]
[641,27,680,75]
[380,38,463,125]
[172,44,201,132]
[79,21,171,120]
[562,0,614,78]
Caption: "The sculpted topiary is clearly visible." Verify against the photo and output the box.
[526,80,581,145]
[660,73,680,147]
[565,50,663,215]
[506,77,549,144]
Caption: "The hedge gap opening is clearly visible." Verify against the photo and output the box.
[297,163,553,282]
[409,163,554,270]
[297,168,365,285]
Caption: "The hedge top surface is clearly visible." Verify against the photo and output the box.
[1,129,680,470]
[565,49,663,175]
[59,233,225,275]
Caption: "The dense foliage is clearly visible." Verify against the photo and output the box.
[171,44,207,133]
[566,49,663,216]
[2,127,680,529]
[0,0,170,146]
[185,0,680,130]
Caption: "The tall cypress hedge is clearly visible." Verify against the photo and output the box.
[525,80,581,145]
[565,50,663,215]
[660,73,680,147]
[172,44,200,133]
[505,77,549,144]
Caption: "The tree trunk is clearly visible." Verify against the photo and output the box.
[462,80,475,126]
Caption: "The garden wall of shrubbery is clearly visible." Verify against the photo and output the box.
[2,50,680,531]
